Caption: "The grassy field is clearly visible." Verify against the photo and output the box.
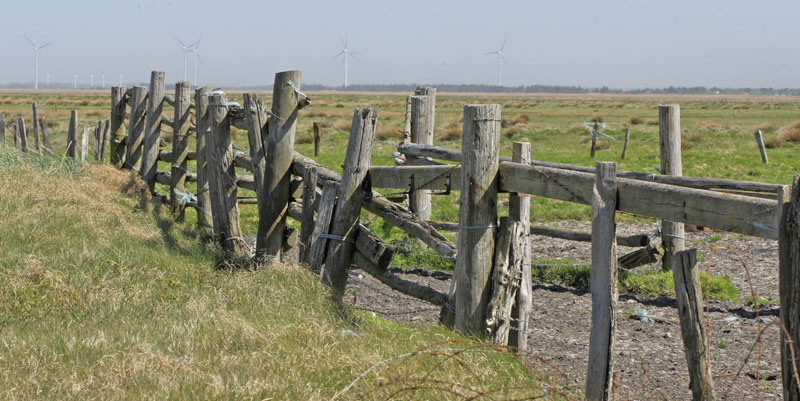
[1,89,795,295]
[0,145,549,400]
[2,89,798,229]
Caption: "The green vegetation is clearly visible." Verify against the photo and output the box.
[0,144,549,400]
[531,260,738,301]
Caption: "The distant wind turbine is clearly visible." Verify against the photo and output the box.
[333,35,359,87]
[25,36,52,90]
[485,36,510,86]
[175,36,200,82]
[190,36,203,87]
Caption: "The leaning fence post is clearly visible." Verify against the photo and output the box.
[586,161,618,401]
[659,104,684,272]
[31,103,40,152]
[590,120,598,158]
[17,117,28,153]
[66,111,78,158]
[141,70,166,191]
[170,81,191,222]
[124,86,147,170]
[109,86,127,167]
[755,129,768,164]
[307,182,338,272]
[673,248,715,401]
[620,128,630,160]
[509,141,532,352]
[454,104,501,336]
[39,118,52,156]
[256,70,303,262]
[195,84,213,229]
[99,120,109,163]
[299,166,318,263]
[313,122,322,157]
[322,108,378,302]
[94,121,102,162]
[207,91,247,260]
[409,94,435,220]
[779,177,800,400]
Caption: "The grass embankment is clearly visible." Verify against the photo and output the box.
[0,145,548,400]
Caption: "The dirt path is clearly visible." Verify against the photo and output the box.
[342,221,783,400]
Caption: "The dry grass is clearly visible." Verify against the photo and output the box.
[629,115,643,125]
[755,122,778,133]
[0,147,543,400]
[778,121,800,143]
[589,114,604,123]
[764,137,783,148]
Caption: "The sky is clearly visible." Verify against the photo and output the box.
[3,0,799,89]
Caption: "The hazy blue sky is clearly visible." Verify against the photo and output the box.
[3,0,799,88]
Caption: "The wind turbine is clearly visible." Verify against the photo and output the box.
[189,36,203,87]
[333,35,359,87]
[174,36,200,82]
[485,36,510,86]
[25,36,52,90]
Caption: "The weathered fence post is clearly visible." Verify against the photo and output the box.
[207,91,247,260]
[195,84,213,229]
[590,121,598,158]
[455,104,501,336]
[12,123,19,150]
[486,216,526,344]
[509,141,532,351]
[0,114,5,142]
[322,108,378,301]
[242,91,270,259]
[31,103,40,152]
[81,127,90,164]
[109,86,127,167]
[66,111,78,158]
[313,122,322,157]
[620,128,630,160]
[780,177,800,401]
[409,94,435,220]
[673,248,715,401]
[99,120,109,163]
[659,105,684,272]
[586,161,618,401]
[403,96,413,140]
[124,86,147,170]
[93,121,102,162]
[141,70,166,191]
[39,118,52,156]
[170,81,191,221]
[299,166,318,263]
[307,182,338,271]
[255,70,302,262]
[17,117,28,152]
[755,129,768,164]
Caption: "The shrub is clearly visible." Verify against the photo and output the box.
[764,137,783,148]
[755,122,777,133]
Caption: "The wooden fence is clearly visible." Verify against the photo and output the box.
[3,70,799,400]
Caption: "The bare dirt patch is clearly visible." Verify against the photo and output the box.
[337,221,783,400]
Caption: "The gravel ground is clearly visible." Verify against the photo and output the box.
[340,221,784,400]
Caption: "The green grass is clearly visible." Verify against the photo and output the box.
[0,143,554,400]
[531,259,739,301]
